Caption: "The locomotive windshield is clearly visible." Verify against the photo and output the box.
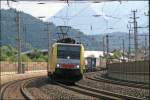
[57,44,80,59]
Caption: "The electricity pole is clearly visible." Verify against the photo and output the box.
[127,23,132,61]
[144,9,149,53]
[138,34,149,55]
[47,23,51,48]
[16,10,22,73]
[130,10,139,60]
[145,35,147,55]
[46,22,51,71]
[128,29,131,61]
[102,36,105,57]
[122,39,125,61]
[106,35,109,66]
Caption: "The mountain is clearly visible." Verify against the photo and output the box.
[1,9,148,52]
[90,32,149,52]
[49,3,108,35]
[0,9,103,51]
[49,2,148,35]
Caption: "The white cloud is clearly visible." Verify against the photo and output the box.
[1,1,66,21]
[1,1,148,35]
[90,3,103,15]
[90,2,110,20]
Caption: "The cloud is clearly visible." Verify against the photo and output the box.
[1,1,66,21]
[1,1,148,35]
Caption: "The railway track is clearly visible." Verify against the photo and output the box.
[85,72,149,89]
[76,83,145,100]
[55,81,143,100]
[97,76,148,89]
[0,77,40,100]
[1,73,148,100]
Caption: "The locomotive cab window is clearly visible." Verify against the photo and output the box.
[57,44,80,59]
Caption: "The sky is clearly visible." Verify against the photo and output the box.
[1,1,149,35]
[1,1,66,20]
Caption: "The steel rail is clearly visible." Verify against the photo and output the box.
[0,76,43,100]
[85,75,149,90]
[55,82,125,100]
[76,83,144,100]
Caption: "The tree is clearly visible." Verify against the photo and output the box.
[111,51,122,59]
[0,45,17,61]
[29,49,48,62]
[21,54,32,62]
[0,45,32,62]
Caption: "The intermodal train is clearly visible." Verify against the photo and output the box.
[47,38,85,83]
[85,57,97,72]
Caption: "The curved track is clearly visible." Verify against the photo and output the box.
[1,72,149,100]
[86,76,149,90]
[0,77,40,100]
[85,71,149,89]
[55,81,143,100]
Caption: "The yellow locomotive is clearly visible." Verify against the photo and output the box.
[47,38,85,83]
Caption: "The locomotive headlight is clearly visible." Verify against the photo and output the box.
[76,65,80,69]
[57,64,60,68]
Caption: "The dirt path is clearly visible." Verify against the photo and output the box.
[0,70,47,85]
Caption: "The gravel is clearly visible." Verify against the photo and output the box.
[40,84,98,100]
[27,77,98,100]
[6,71,148,100]
[79,72,150,100]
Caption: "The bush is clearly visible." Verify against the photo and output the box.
[0,45,48,62]
[0,45,17,61]
[36,57,46,62]
[21,54,32,62]
[0,52,8,61]
[29,49,48,62]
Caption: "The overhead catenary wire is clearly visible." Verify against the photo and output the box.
[53,3,90,21]
[52,2,140,35]
[6,1,148,36]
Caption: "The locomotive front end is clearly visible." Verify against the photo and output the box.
[48,42,84,83]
